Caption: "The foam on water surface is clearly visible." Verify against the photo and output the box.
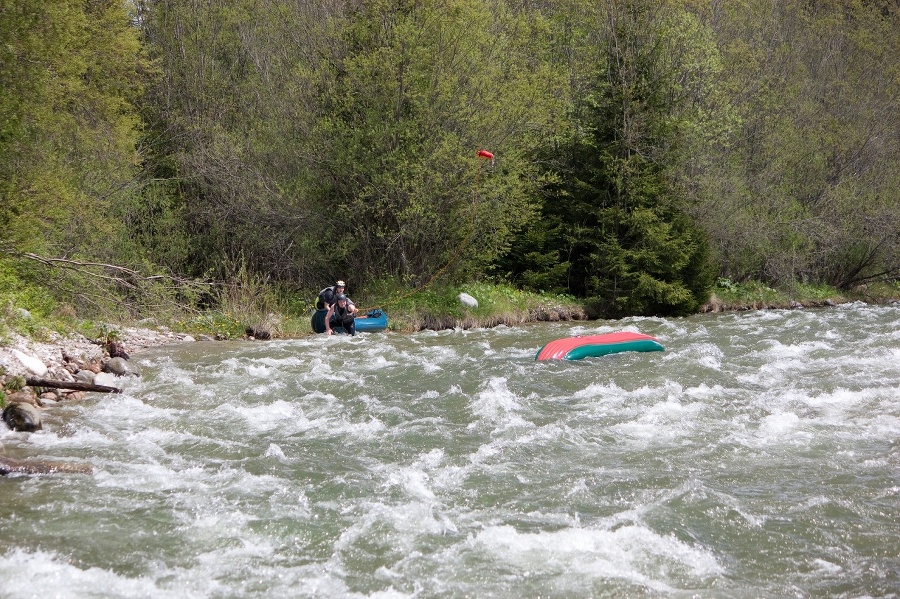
[2,306,899,598]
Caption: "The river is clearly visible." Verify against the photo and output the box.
[1,303,898,598]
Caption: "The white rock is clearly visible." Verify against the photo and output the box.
[457,292,479,309]
[11,349,48,376]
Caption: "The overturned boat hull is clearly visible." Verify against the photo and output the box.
[536,332,664,361]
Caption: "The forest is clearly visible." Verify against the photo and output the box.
[1,0,899,324]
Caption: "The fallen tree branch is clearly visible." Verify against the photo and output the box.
[26,377,122,394]
[0,456,93,475]
[0,247,207,289]
[19,252,200,288]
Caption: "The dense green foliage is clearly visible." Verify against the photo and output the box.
[684,0,900,289]
[1,0,898,323]
[0,0,146,257]
[500,2,716,316]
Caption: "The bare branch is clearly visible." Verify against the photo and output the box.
[1,248,207,289]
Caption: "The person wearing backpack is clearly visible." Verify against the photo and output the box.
[316,280,346,310]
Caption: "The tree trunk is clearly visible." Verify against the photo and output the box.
[25,377,122,394]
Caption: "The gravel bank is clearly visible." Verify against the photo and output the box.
[0,326,196,381]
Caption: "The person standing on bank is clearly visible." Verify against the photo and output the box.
[317,280,346,310]
[326,294,358,336]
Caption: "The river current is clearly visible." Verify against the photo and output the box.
[1,303,899,598]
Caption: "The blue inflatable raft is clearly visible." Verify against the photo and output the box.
[311,308,388,335]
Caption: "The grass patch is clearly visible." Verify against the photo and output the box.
[864,279,900,300]
[707,279,785,309]
[702,278,900,311]
[341,279,585,332]
[0,258,67,341]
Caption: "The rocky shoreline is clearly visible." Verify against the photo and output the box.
[0,326,200,473]
[1,325,197,382]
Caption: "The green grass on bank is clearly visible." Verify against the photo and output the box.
[707,278,900,311]
[0,261,73,343]
[354,280,586,332]
[2,254,898,344]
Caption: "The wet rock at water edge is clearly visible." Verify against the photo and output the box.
[2,402,42,432]
[106,340,130,360]
[92,371,121,389]
[103,357,137,377]
[74,369,96,384]
[245,326,272,340]
[39,390,61,404]
[4,388,37,406]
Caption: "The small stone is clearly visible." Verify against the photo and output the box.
[104,357,130,376]
[5,389,37,405]
[106,341,130,360]
[93,372,120,388]
[74,369,96,384]
[48,367,74,382]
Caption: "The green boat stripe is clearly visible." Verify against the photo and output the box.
[564,339,664,360]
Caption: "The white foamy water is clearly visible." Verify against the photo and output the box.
[2,304,899,598]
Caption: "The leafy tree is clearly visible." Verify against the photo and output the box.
[137,0,344,284]
[139,0,565,290]
[687,0,900,288]
[0,0,151,312]
[315,0,564,287]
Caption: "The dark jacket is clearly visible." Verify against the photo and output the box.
[317,286,337,310]
[331,301,356,325]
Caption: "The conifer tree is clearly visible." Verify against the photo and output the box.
[504,1,714,316]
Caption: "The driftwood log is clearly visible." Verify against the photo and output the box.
[25,377,122,394]
[0,456,93,475]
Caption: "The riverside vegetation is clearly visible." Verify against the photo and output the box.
[1,258,897,455]
[2,2,899,378]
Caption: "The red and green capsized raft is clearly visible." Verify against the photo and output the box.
[535,332,665,361]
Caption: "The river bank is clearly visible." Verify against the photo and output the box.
[0,327,197,381]
[0,327,195,420]
[0,325,203,472]
[2,285,898,420]
[3,292,898,386]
